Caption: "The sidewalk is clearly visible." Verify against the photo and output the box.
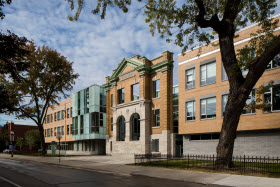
[0,154,279,187]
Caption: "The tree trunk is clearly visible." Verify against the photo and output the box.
[216,30,251,168]
[216,91,248,168]
[38,123,46,155]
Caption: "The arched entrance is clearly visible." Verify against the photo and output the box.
[131,113,140,140]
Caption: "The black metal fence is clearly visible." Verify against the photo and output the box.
[134,154,280,176]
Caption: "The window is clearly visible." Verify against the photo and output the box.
[222,65,228,81]
[85,141,88,151]
[80,115,84,134]
[54,127,57,136]
[73,117,78,135]
[47,129,50,137]
[100,113,104,127]
[266,53,280,69]
[264,85,280,112]
[54,112,57,121]
[131,113,140,141]
[47,115,50,123]
[51,114,53,122]
[100,92,106,113]
[131,84,139,101]
[201,97,216,119]
[186,101,195,121]
[67,125,70,135]
[85,88,90,114]
[153,80,160,98]
[51,128,53,137]
[90,112,99,133]
[242,90,255,114]
[70,107,72,117]
[57,126,61,135]
[71,124,73,135]
[67,108,69,118]
[62,126,64,135]
[117,116,126,141]
[154,109,160,127]
[62,110,65,120]
[118,88,125,104]
[58,111,61,121]
[222,95,228,116]
[190,133,220,140]
[152,139,159,152]
[200,61,216,86]
[111,117,113,131]
[111,94,113,107]
[78,91,81,115]
[186,68,195,89]
[77,142,79,151]
[110,141,112,152]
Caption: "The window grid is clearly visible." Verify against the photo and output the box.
[186,101,195,121]
[186,68,195,89]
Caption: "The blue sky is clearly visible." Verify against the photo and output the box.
[0,0,279,125]
[0,0,182,125]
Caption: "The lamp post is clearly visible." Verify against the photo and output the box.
[10,131,14,157]
[56,132,62,163]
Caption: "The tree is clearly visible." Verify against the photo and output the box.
[24,129,40,149]
[0,126,9,150]
[0,0,30,113]
[15,137,24,150]
[0,31,30,113]
[66,0,280,167]
[3,42,79,154]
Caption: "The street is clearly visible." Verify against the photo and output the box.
[0,158,223,187]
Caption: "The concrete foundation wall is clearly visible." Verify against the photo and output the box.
[183,131,280,157]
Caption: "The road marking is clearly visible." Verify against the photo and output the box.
[0,176,22,187]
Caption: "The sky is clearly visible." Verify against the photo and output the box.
[0,0,279,125]
[0,0,182,125]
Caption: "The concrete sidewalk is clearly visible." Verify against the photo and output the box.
[0,154,279,187]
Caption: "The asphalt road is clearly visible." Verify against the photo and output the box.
[0,158,224,187]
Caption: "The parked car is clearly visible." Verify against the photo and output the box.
[3,149,11,154]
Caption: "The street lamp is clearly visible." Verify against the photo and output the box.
[56,132,62,163]
[10,131,14,157]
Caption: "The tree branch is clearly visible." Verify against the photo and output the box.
[194,0,221,33]
[223,0,241,23]
[242,35,280,90]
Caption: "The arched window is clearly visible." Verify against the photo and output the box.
[117,116,126,141]
[131,113,140,141]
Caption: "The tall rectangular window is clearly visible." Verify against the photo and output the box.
[54,112,57,121]
[186,68,195,89]
[100,113,103,127]
[264,85,280,112]
[51,114,53,122]
[51,128,53,137]
[118,88,124,104]
[152,139,159,152]
[153,80,160,98]
[80,115,84,134]
[85,88,89,113]
[131,83,139,101]
[154,109,160,127]
[201,97,216,119]
[54,127,57,136]
[222,95,228,116]
[100,92,106,113]
[242,90,256,114]
[111,94,113,107]
[111,117,113,131]
[222,65,228,81]
[70,107,72,117]
[78,91,81,115]
[266,53,280,69]
[67,125,70,135]
[57,126,61,135]
[71,124,73,135]
[47,115,50,123]
[200,61,216,86]
[186,101,195,121]
[90,112,99,133]
[58,111,61,121]
[62,110,65,120]
[62,126,64,135]
[67,108,69,118]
